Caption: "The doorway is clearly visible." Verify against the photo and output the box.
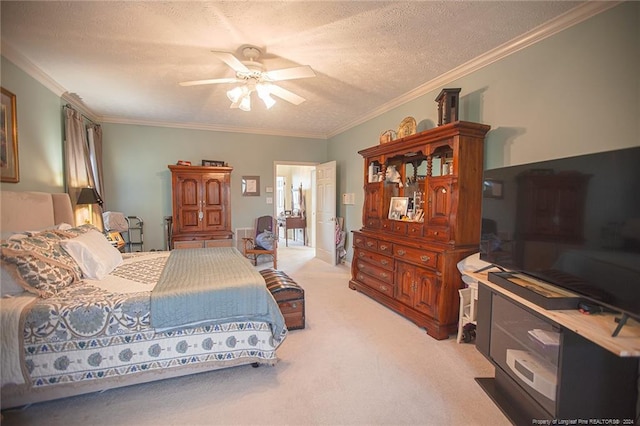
[274,162,316,248]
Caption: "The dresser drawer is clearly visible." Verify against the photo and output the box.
[376,240,393,256]
[424,227,450,242]
[392,221,407,235]
[355,249,393,271]
[393,245,438,269]
[353,233,367,249]
[407,222,423,238]
[204,239,233,248]
[363,237,379,251]
[365,218,380,229]
[355,259,393,283]
[173,240,205,249]
[355,271,394,297]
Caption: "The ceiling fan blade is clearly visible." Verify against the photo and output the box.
[179,78,241,87]
[211,51,250,73]
[269,84,306,105]
[264,65,316,81]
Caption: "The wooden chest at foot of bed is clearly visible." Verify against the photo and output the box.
[260,269,305,330]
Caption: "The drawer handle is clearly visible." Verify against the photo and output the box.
[380,285,388,292]
[420,255,431,262]
[366,241,374,247]
[433,231,439,235]
[356,238,363,244]
[358,273,365,280]
[358,263,365,268]
[359,252,365,258]
[380,259,389,265]
[379,244,388,250]
[291,303,297,308]
[397,249,406,256]
[380,272,388,278]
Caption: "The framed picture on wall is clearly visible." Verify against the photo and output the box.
[242,176,260,196]
[1,87,19,183]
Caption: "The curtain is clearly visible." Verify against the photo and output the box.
[87,124,104,199]
[64,106,104,229]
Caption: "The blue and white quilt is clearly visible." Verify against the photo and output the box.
[14,251,286,388]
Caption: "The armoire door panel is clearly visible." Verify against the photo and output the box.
[179,178,200,206]
[203,177,223,206]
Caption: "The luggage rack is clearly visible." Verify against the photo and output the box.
[125,216,144,252]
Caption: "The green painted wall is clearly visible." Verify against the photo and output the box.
[101,123,326,250]
[0,57,65,192]
[2,2,638,256]
[329,2,640,261]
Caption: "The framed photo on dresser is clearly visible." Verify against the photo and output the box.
[388,197,408,220]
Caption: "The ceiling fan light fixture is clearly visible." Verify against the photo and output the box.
[261,94,276,109]
[238,94,251,112]
[227,86,243,103]
[181,46,315,111]
[256,83,276,109]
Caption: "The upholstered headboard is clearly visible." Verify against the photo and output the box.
[0,191,75,233]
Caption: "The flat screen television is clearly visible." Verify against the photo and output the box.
[480,146,640,321]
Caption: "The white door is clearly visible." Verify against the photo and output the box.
[315,161,337,265]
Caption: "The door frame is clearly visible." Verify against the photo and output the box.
[273,161,317,247]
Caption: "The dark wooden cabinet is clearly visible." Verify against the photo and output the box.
[169,165,233,249]
[349,121,491,339]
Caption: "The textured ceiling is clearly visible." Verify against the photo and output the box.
[1,1,592,139]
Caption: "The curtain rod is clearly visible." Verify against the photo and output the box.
[63,104,98,126]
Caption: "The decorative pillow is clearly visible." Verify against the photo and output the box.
[0,230,83,298]
[1,223,74,241]
[53,223,100,239]
[1,263,26,296]
[255,231,275,250]
[59,229,123,280]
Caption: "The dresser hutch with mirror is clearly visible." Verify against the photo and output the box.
[350,121,491,339]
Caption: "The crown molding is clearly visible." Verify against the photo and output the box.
[3,1,619,140]
[99,115,327,140]
[1,41,67,97]
[327,1,621,138]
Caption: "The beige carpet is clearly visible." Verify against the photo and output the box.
[1,245,509,425]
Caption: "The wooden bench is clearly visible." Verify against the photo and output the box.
[260,268,305,330]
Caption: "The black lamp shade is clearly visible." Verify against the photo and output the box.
[77,187,103,206]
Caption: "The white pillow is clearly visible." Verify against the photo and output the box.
[60,230,123,280]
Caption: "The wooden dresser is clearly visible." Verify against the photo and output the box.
[169,165,233,249]
[349,121,491,339]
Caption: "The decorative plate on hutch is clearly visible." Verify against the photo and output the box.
[397,116,417,139]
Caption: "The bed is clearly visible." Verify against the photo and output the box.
[0,191,287,409]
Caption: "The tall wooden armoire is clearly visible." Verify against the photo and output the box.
[169,165,233,249]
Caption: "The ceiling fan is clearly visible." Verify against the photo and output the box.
[179,46,316,111]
